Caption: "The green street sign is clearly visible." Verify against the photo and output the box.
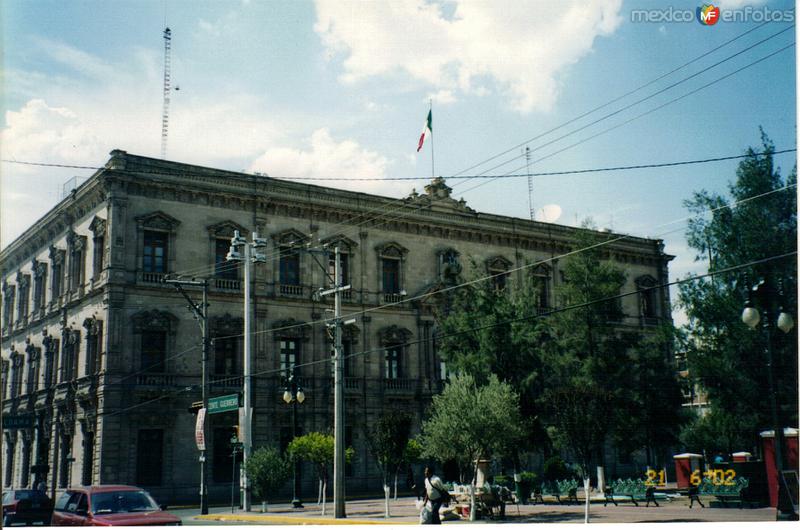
[3,415,34,429]
[207,393,241,415]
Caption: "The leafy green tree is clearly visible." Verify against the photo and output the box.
[287,432,354,516]
[679,131,798,440]
[679,405,757,457]
[366,411,412,517]
[420,374,525,520]
[243,446,291,511]
[546,385,613,478]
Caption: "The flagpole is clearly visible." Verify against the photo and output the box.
[429,99,435,178]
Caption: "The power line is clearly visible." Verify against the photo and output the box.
[98,249,796,419]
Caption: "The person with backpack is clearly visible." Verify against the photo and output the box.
[423,466,450,524]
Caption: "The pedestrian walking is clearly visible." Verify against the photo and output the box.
[423,466,448,525]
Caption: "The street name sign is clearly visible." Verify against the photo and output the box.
[207,393,240,414]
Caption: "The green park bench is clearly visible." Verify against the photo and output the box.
[699,477,749,508]
[604,478,658,507]
[534,479,579,505]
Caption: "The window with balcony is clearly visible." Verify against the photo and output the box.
[532,264,551,311]
[67,233,87,293]
[376,243,407,301]
[141,330,166,373]
[136,429,163,486]
[636,275,659,324]
[486,256,512,291]
[215,238,239,280]
[17,274,30,322]
[89,216,107,280]
[143,231,168,273]
[328,252,349,287]
[2,283,15,329]
[385,345,401,379]
[33,262,47,313]
[280,339,297,375]
[60,330,80,382]
[279,249,300,286]
[136,211,180,282]
[83,318,103,376]
[214,336,240,375]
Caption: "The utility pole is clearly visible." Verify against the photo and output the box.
[226,231,266,512]
[164,277,209,514]
[318,246,351,518]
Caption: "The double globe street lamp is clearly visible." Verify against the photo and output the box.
[741,276,794,512]
[283,368,305,509]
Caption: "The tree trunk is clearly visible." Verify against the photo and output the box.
[393,472,398,500]
[383,482,391,518]
[583,477,591,524]
[321,478,327,516]
[318,479,322,505]
[469,459,479,522]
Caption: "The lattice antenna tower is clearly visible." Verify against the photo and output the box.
[160,27,172,159]
[525,146,534,221]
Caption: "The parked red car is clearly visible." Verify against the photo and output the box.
[51,485,181,526]
[2,489,54,526]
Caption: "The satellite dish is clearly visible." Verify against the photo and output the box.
[535,204,562,223]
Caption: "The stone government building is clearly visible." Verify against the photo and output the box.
[1,149,674,503]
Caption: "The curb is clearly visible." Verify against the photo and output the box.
[194,514,416,525]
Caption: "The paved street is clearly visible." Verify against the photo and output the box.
[171,495,779,525]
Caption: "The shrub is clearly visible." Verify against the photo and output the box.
[543,456,571,482]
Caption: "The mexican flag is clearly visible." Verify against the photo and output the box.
[417,110,432,152]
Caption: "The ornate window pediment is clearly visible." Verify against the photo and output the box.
[378,325,412,346]
[135,211,181,231]
[211,313,243,336]
[635,274,657,287]
[486,256,512,272]
[272,318,309,341]
[320,234,359,250]
[16,271,30,289]
[131,310,177,333]
[49,245,66,265]
[66,231,87,252]
[88,216,107,237]
[207,220,249,239]
[375,242,408,259]
[271,228,309,247]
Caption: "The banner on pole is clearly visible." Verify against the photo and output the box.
[195,408,206,451]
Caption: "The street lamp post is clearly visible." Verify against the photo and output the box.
[741,276,794,511]
[283,367,306,508]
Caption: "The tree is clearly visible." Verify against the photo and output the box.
[546,385,613,479]
[287,432,354,516]
[366,411,412,517]
[679,405,757,457]
[420,374,525,520]
[679,131,798,441]
[243,446,291,511]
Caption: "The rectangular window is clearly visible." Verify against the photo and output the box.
[385,346,401,379]
[18,282,30,319]
[33,273,46,311]
[279,249,300,285]
[93,236,105,276]
[86,326,103,375]
[328,252,349,286]
[141,331,166,372]
[213,427,236,483]
[280,339,297,375]
[491,270,507,291]
[69,249,84,291]
[214,336,239,375]
[81,431,94,485]
[136,429,163,486]
[2,289,14,328]
[382,259,400,294]
[52,262,63,300]
[61,339,78,382]
[215,239,238,280]
[143,231,168,273]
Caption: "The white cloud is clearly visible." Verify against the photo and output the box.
[248,128,412,197]
[314,0,623,113]
[428,89,457,105]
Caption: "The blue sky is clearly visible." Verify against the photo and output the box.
[1,0,796,324]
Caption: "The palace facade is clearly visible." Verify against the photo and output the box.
[1,150,673,503]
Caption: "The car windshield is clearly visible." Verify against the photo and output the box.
[90,491,159,514]
[15,491,45,501]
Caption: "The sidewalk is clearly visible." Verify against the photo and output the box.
[191,495,779,525]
